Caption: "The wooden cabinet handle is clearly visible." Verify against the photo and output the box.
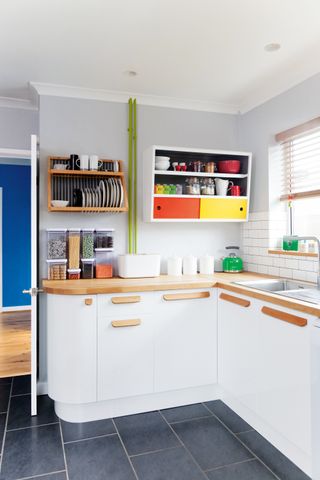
[163,291,210,301]
[219,292,250,307]
[261,306,307,327]
[111,319,141,328]
[84,298,93,306]
[111,296,141,304]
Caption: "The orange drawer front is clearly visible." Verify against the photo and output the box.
[154,198,200,219]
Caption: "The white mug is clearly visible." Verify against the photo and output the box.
[183,256,197,275]
[89,155,103,171]
[199,255,214,274]
[76,154,89,170]
[167,256,182,276]
[215,178,234,196]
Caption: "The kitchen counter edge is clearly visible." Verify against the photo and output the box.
[42,273,320,316]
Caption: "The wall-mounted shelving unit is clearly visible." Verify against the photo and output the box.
[47,156,128,213]
[143,146,252,222]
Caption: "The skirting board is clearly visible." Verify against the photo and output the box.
[1,306,31,312]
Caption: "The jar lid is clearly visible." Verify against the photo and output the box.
[67,268,81,273]
[46,259,67,264]
[81,258,95,263]
[69,228,81,233]
[96,229,114,232]
[95,248,114,252]
[46,228,67,233]
[81,228,95,232]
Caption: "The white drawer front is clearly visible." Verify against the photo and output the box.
[97,292,154,316]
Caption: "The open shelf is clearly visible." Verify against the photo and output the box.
[154,170,248,179]
[49,169,123,177]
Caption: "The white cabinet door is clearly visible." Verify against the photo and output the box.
[47,294,97,404]
[154,289,217,392]
[257,301,312,455]
[98,313,154,401]
[218,289,259,413]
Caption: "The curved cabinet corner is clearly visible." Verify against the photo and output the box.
[47,293,97,404]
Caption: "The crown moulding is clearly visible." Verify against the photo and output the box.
[29,82,239,115]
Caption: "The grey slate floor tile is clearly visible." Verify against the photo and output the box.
[204,400,252,433]
[206,459,277,479]
[0,413,6,450]
[23,473,67,480]
[172,416,253,470]
[0,424,65,480]
[161,403,212,423]
[238,430,311,480]
[11,374,31,396]
[131,446,206,480]
[7,394,58,430]
[65,434,136,480]
[61,417,116,442]
[0,384,11,413]
[114,411,179,455]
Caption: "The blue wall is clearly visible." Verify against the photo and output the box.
[0,164,31,307]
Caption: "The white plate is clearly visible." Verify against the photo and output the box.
[118,178,124,207]
[113,178,119,207]
[81,189,86,207]
[99,180,106,207]
[105,179,110,207]
[97,187,102,207]
[115,178,120,207]
[109,178,115,207]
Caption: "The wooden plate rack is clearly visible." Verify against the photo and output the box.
[47,156,128,213]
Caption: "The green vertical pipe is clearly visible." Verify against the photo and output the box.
[128,98,133,254]
[133,99,138,254]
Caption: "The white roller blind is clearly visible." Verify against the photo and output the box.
[280,126,320,201]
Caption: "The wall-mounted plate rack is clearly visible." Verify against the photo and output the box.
[47,156,128,213]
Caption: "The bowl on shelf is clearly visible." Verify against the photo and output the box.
[217,160,241,174]
[51,200,69,208]
[155,156,170,170]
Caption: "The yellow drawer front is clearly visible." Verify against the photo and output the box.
[200,198,247,219]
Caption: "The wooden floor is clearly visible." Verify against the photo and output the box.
[0,310,31,378]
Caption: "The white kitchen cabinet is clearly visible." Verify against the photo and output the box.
[218,289,259,413]
[257,300,312,455]
[47,294,97,404]
[154,289,217,392]
[97,313,154,401]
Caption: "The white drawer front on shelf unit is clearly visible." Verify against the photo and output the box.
[218,289,259,413]
[47,294,97,404]
[97,313,154,401]
[154,289,218,392]
[97,292,154,316]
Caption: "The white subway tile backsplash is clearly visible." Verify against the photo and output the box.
[258,264,269,274]
[273,257,286,267]
[306,271,318,283]
[299,260,314,271]
[292,270,307,281]
[285,259,299,269]
[268,266,280,276]
[279,268,293,279]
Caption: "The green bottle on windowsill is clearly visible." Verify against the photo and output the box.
[282,235,299,251]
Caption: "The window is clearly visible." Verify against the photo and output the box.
[277,117,320,237]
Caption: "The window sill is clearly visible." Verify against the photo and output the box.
[268,249,317,258]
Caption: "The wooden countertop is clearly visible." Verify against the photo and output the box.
[42,272,320,316]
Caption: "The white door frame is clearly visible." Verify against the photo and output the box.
[0,147,31,311]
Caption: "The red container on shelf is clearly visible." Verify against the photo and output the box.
[217,160,241,174]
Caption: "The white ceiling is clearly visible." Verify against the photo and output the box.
[1,0,320,113]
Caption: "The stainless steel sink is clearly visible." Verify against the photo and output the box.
[233,279,320,305]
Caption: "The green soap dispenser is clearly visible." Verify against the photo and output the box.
[222,246,243,273]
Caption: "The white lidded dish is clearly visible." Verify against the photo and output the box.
[118,254,161,278]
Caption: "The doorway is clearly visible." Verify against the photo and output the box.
[0,152,31,378]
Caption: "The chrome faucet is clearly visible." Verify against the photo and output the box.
[286,236,320,288]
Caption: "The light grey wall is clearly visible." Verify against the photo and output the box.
[0,107,38,149]
[239,73,320,213]
[39,95,242,275]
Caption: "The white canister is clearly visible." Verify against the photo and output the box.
[183,256,197,275]
[199,255,214,275]
[167,257,183,276]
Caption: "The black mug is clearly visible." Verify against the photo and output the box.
[70,154,79,170]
